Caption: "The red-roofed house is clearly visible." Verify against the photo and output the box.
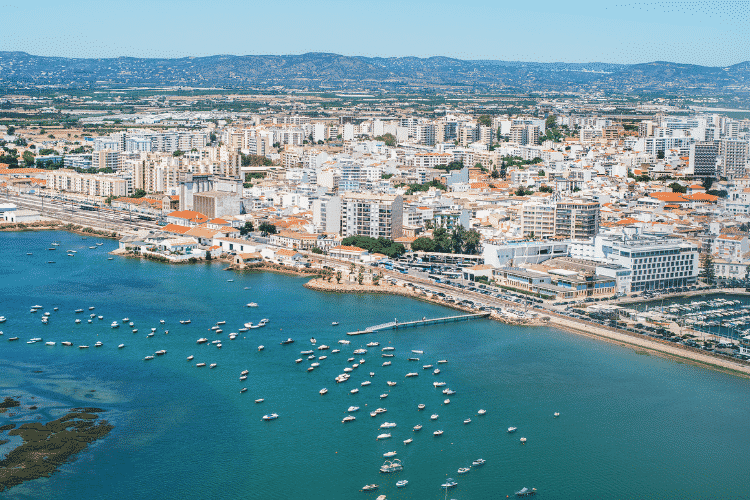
[713,234,749,260]
[329,245,369,262]
[166,210,209,227]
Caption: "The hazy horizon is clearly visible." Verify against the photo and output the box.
[1,0,748,66]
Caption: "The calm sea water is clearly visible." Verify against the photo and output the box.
[1,230,749,500]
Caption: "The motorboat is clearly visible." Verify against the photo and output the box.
[118,344,125,349]
[369,372,374,377]
[382,361,391,366]
[379,422,396,429]
[554,412,560,417]
[508,427,517,433]
[382,347,395,351]
[8,337,19,341]
[431,414,439,420]
[383,351,395,356]
[255,399,264,403]
[376,433,391,440]
[238,328,248,332]
[383,451,397,458]
[61,341,72,346]
[45,341,55,346]
[361,381,371,386]
[417,404,425,410]
[75,319,81,324]
[478,409,487,415]
[437,359,448,364]
[332,349,340,353]
[155,350,166,356]
[443,399,450,405]
[95,341,103,347]
[247,303,258,308]
[433,430,444,437]
[361,485,378,492]
[338,339,350,344]
[422,364,432,369]
[405,372,418,377]
[240,388,247,393]
[343,367,353,373]
[160,319,165,324]
[379,459,402,473]
[442,389,456,395]
[98,316,103,320]
[79,345,89,349]
[240,375,247,381]
[387,381,397,387]
[412,350,423,354]
[209,363,217,369]
[196,363,206,367]
[129,322,134,327]
[180,319,191,324]
[515,487,536,497]
[122,318,129,322]
[367,342,379,347]
[331,322,339,326]
[464,418,471,424]
[295,358,303,363]
[413,424,422,431]
[197,338,208,344]
[472,458,486,467]
[433,369,440,375]
[374,408,387,414]
[319,355,327,360]
[342,415,356,423]
[520,437,527,443]
[262,413,279,421]
[441,478,457,489]
[75,309,84,313]
[320,388,328,395]
[347,357,355,362]
[380,393,388,399]
[403,439,412,445]
[307,367,315,372]
[317,345,330,350]
[111,321,119,328]
[407,357,419,361]
[301,350,314,355]
[144,355,154,360]
[347,406,360,412]
[258,345,264,351]
[147,332,153,337]
[280,338,295,345]
[457,467,470,475]
[350,388,359,394]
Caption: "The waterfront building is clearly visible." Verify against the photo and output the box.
[340,193,403,239]
[46,169,127,198]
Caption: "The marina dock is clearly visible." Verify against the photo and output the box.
[347,312,491,335]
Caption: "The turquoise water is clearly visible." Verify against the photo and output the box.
[1,230,750,499]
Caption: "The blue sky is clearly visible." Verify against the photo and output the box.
[2,0,749,65]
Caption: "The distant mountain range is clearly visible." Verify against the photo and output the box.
[1,51,749,94]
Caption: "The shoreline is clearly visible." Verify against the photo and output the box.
[0,220,120,240]
[303,277,750,378]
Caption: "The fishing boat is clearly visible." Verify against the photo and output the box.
[379,459,403,473]
[441,478,457,489]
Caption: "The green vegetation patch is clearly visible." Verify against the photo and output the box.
[0,407,113,492]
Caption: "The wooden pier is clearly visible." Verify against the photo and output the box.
[347,312,490,335]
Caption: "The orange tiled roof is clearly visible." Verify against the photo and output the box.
[649,192,687,203]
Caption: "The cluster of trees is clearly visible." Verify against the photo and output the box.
[669,182,687,193]
[241,153,273,167]
[397,179,448,195]
[259,222,277,236]
[243,171,266,188]
[411,226,481,255]
[340,236,406,258]
[374,133,396,147]
[131,189,147,198]
[436,160,465,172]
[540,115,563,143]
[239,221,254,235]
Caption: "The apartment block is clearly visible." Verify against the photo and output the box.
[340,193,403,239]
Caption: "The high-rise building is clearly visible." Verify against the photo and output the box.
[689,141,720,178]
[340,193,403,239]
[554,201,600,240]
[719,139,749,180]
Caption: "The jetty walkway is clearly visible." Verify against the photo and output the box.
[347,312,490,335]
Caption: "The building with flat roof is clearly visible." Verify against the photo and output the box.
[340,193,403,239]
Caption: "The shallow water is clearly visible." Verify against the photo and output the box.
[1,231,749,499]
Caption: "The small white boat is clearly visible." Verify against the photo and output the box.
[412,350,424,354]
[79,345,89,349]
[197,338,208,344]
[338,339,350,344]
[74,319,81,324]
[433,430,444,436]
[240,375,247,381]
[478,409,487,415]
[520,437,527,443]
[147,332,153,337]
[255,398,264,403]
[0,317,7,323]
[144,355,154,360]
[247,303,258,308]
[241,370,249,376]
[331,321,339,326]
[554,412,560,417]
[380,422,396,429]
[396,479,408,487]
[98,315,103,320]
[433,382,446,387]
[320,388,328,395]
[342,415,356,423]
[387,381,396,387]
[382,346,394,351]
[196,363,206,367]
[413,424,422,431]
[61,341,72,346]
[361,484,378,492]
[508,427,517,433]
[160,319,165,324]
[332,349,340,353]
[95,341,103,347]
[405,372,418,378]
[444,399,450,404]
[353,349,367,354]
[180,319,191,324]
[431,414,439,420]
[118,344,125,349]
[442,389,455,395]
[111,321,119,328]
[457,467,470,475]
[423,364,432,369]
[258,345,264,351]
[75,309,84,313]
[382,361,391,366]
[376,433,391,440]
[295,358,303,363]
[417,403,425,410]
[240,388,247,393]
[227,279,234,282]
[367,342,379,347]
[433,369,440,375]
[350,388,359,394]
[361,380,371,386]
[45,341,55,346]
[262,413,279,421]
[380,393,388,399]
[403,439,412,445]
[464,418,471,424]
[383,451,397,457]
[437,359,448,364]
[472,458,486,467]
